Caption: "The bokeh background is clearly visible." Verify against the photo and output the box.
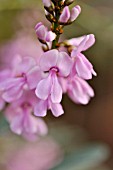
[0,0,113,169]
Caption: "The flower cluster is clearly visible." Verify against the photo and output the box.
[0,0,96,140]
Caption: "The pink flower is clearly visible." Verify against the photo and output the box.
[59,5,81,23]
[66,75,94,105]
[5,90,48,140]
[35,49,73,104]
[69,34,97,80]
[35,22,56,42]
[7,138,62,170]
[0,55,42,102]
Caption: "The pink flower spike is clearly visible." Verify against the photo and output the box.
[70,5,81,22]
[42,0,51,7]
[59,6,70,23]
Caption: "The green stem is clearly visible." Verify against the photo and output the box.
[52,2,62,49]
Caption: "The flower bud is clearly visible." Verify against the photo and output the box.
[35,22,56,42]
[42,0,51,7]
[59,6,70,23]
[70,5,81,22]
[35,22,47,40]
[64,0,74,6]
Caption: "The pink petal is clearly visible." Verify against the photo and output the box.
[2,83,24,102]
[10,114,23,135]
[46,31,56,42]
[37,118,48,136]
[35,24,47,40]
[51,74,62,103]
[34,100,48,117]
[75,55,93,79]
[15,57,36,75]
[71,34,95,57]
[0,78,24,91]
[0,69,12,81]
[67,35,85,47]
[59,6,70,23]
[50,102,64,117]
[57,52,73,77]
[77,77,94,97]
[82,34,95,51]
[27,66,43,89]
[35,74,52,100]
[68,80,90,104]
[39,49,59,71]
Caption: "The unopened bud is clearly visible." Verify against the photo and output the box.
[59,6,70,23]
[64,0,74,6]
[70,5,81,22]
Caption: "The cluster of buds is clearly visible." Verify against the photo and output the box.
[0,0,97,140]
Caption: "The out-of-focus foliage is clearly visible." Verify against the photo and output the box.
[0,0,41,10]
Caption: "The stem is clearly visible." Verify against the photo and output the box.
[52,2,63,49]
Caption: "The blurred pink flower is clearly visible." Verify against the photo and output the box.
[35,22,56,42]
[0,33,43,67]
[0,55,42,102]
[7,138,63,170]
[5,90,48,140]
[67,34,97,79]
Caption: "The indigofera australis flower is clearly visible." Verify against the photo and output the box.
[0,0,97,139]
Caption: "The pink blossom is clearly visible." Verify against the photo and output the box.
[35,22,56,42]
[35,49,73,104]
[69,34,97,80]
[0,55,42,102]
[66,75,94,105]
[7,138,62,170]
[5,90,48,140]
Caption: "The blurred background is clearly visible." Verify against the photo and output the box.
[0,0,113,169]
